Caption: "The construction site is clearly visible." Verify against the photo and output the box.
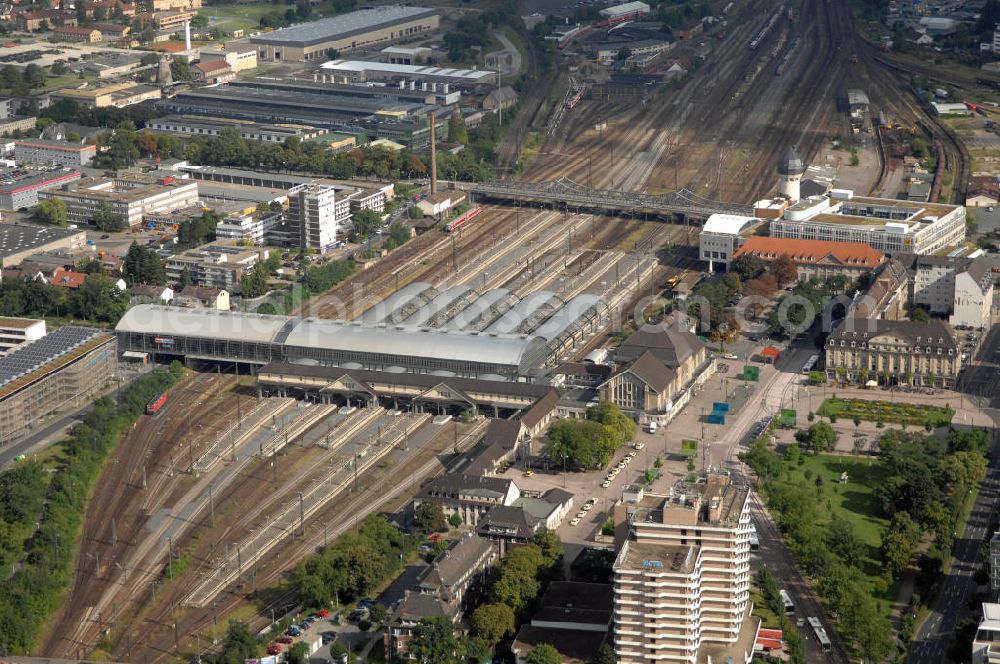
[32,0,977,662]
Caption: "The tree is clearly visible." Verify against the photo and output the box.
[351,208,382,236]
[826,518,866,569]
[910,306,930,323]
[586,401,637,445]
[93,200,126,231]
[72,272,128,322]
[590,645,617,664]
[286,642,309,664]
[23,64,46,90]
[731,254,767,280]
[239,262,270,298]
[526,644,561,664]
[770,253,798,285]
[413,501,447,533]
[123,242,166,285]
[367,602,387,625]
[34,197,67,226]
[408,617,465,664]
[470,602,515,646]
[387,221,410,249]
[794,421,836,453]
[448,512,462,529]
[170,59,193,81]
[448,112,469,145]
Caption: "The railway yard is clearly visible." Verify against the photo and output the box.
[28,0,987,662]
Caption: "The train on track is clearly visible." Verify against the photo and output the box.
[146,392,168,415]
[565,84,588,110]
[444,206,483,233]
[748,5,783,50]
[774,38,801,75]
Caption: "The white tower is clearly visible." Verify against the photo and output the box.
[777,147,806,203]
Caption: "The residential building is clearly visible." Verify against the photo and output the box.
[152,9,197,29]
[174,285,230,310]
[150,0,201,11]
[165,241,267,293]
[483,86,518,112]
[385,533,497,660]
[50,267,88,289]
[192,60,235,85]
[0,169,82,209]
[15,9,76,31]
[698,213,765,271]
[0,116,37,136]
[91,23,131,41]
[990,532,1000,602]
[613,475,758,664]
[79,0,135,18]
[730,236,886,282]
[414,474,520,527]
[973,602,1000,664]
[250,7,440,63]
[42,176,199,229]
[0,317,45,355]
[512,582,613,664]
[824,318,960,387]
[130,284,174,304]
[599,323,714,425]
[15,139,96,167]
[0,326,117,448]
[52,26,102,43]
[214,209,282,244]
[895,254,1000,329]
[198,43,257,72]
[849,258,909,321]
[768,190,966,255]
[287,183,342,253]
[0,223,87,268]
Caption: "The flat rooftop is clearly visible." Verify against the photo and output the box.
[321,59,495,82]
[794,195,960,227]
[0,316,43,330]
[619,541,699,574]
[0,222,85,260]
[0,169,81,194]
[250,6,437,47]
[632,475,749,528]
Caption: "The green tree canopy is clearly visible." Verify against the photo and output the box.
[413,501,447,533]
[351,208,383,236]
[469,602,515,646]
[239,262,270,299]
[123,242,166,285]
[93,200,126,232]
[526,644,561,664]
[34,197,67,226]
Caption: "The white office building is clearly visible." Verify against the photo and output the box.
[974,602,1000,664]
[288,183,344,253]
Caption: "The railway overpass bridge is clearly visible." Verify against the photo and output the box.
[464,177,754,220]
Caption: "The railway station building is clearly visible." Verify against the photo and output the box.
[115,305,554,381]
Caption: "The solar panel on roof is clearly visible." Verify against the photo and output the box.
[0,326,102,389]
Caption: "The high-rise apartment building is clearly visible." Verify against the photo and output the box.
[287,183,343,253]
[613,475,758,663]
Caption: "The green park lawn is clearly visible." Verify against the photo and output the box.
[202,4,278,33]
[817,397,954,428]
[780,454,898,616]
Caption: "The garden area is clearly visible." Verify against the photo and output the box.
[817,397,954,428]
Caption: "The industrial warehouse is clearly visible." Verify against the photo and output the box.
[249,6,440,63]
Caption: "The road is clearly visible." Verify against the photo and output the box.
[715,342,852,664]
[906,396,1000,662]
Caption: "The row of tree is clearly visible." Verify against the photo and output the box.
[0,362,185,653]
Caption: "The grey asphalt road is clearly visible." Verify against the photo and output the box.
[906,423,1000,663]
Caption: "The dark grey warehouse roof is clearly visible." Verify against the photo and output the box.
[249,6,437,47]
[0,222,84,262]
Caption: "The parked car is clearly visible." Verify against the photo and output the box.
[277,637,293,645]
[267,644,283,655]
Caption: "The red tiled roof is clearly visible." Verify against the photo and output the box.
[51,268,87,289]
[194,59,231,74]
[733,236,885,267]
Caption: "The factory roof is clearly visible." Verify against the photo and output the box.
[0,169,81,194]
[320,59,495,82]
[0,316,43,330]
[250,6,437,47]
[0,222,85,261]
[599,1,650,17]
[15,138,96,153]
[701,213,761,235]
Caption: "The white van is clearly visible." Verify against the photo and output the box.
[646,421,657,434]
